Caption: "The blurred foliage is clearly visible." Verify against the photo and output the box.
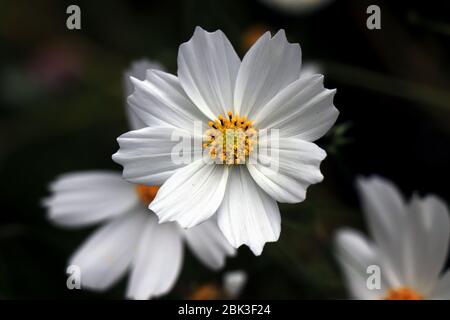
[0,0,449,299]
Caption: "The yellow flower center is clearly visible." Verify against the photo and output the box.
[135,185,160,205]
[385,287,423,300]
[203,111,257,165]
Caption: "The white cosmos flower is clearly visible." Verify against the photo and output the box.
[42,60,235,300]
[113,27,339,255]
[335,176,450,300]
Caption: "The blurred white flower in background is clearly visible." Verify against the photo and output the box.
[224,270,248,298]
[260,0,333,14]
[189,270,247,299]
[335,176,450,300]
[113,27,339,256]
[42,60,235,300]
[43,173,234,300]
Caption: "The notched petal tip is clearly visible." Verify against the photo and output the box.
[274,28,286,37]
[193,25,207,34]
[272,28,302,53]
[249,235,280,256]
[315,172,325,184]
[251,246,264,256]
[223,237,264,257]
[250,30,271,46]
[309,73,324,82]
[128,75,142,88]
[328,88,337,96]
[316,145,327,162]
[111,151,122,165]
[185,26,225,44]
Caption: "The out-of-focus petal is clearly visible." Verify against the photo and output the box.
[184,218,235,270]
[127,213,183,300]
[43,171,138,227]
[69,212,146,290]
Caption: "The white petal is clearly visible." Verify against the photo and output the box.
[400,195,450,295]
[335,229,386,299]
[184,218,235,270]
[127,106,150,131]
[112,126,202,185]
[356,176,407,287]
[178,26,241,119]
[149,160,229,228]
[217,166,280,256]
[223,270,247,298]
[429,270,450,299]
[124,59,164,130]
[69,212,146,290]
[128,69,208,130]
[126,213,183,300]
[234,30,301,118]
[247,137,326,203]
[43,171,138,227]
[254,74,338,141]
